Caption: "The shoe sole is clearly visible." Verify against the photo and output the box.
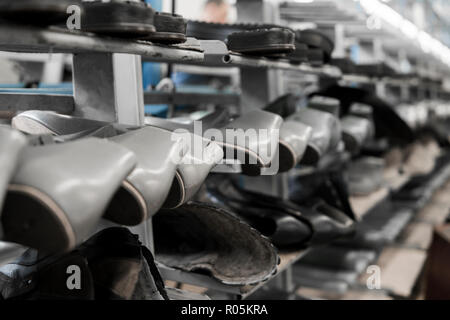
[228,29,296,57]
[144,31,187,44]
[82,23,156,38]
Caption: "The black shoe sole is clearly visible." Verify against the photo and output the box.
[186,20,288,41]
[228,28,295,57]
[154,202,279,286]
[145,32,187,44]
[82,0,155,38]
[144,12,187,44]
[83,23,156,38]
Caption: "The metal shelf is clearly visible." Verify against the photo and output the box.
[159,249,309,299]
[175,40,342,78]
[0,93,74,114]
[144,91,240,106]
[0,24,204,63]
[223,54,342,78]
[341,74,424,88]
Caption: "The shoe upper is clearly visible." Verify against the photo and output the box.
[2,138,137,254]
[105,126,189,224]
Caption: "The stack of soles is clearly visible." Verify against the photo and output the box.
[81,0,156,38]
[82,0,187,44]
[0,0,187,44]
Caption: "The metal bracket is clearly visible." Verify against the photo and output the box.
[199,40,230,66]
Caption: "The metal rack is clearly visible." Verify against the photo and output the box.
[0,17,344,299]
[144,90,240,106]
[0,24,203,60]
[0,0,449,301]
[175,39,342,78]
[0,24,206,257]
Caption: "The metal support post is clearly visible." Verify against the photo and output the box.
[73,53,145,126]
[73,52,153,251]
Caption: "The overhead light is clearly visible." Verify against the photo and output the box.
[355,0,450,68]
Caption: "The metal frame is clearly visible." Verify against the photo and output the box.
[0,93,74,115]
[0,25,204,62]
[144,91,240,106]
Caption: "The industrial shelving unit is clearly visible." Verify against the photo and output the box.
[1,0,450,301]
[0,17,347,299]
[151,0,450,299]
[0,23,207,262]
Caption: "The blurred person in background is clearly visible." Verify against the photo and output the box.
[202,0,230,24]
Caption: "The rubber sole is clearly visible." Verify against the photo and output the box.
[154,12,186,34]
[82,0,155,38]
[144,32,187,44]
[186,20,287,41]
[82,23,156,38]
[143,12,187,44]
[228,28,295,57]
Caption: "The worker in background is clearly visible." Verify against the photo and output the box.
[202,0,230,24]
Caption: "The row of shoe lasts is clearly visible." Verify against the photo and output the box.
[169,92,378,283]
[147,97,375,285]
[0,96,376,286]
[186,20,334,65]
[0,0,188,44]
